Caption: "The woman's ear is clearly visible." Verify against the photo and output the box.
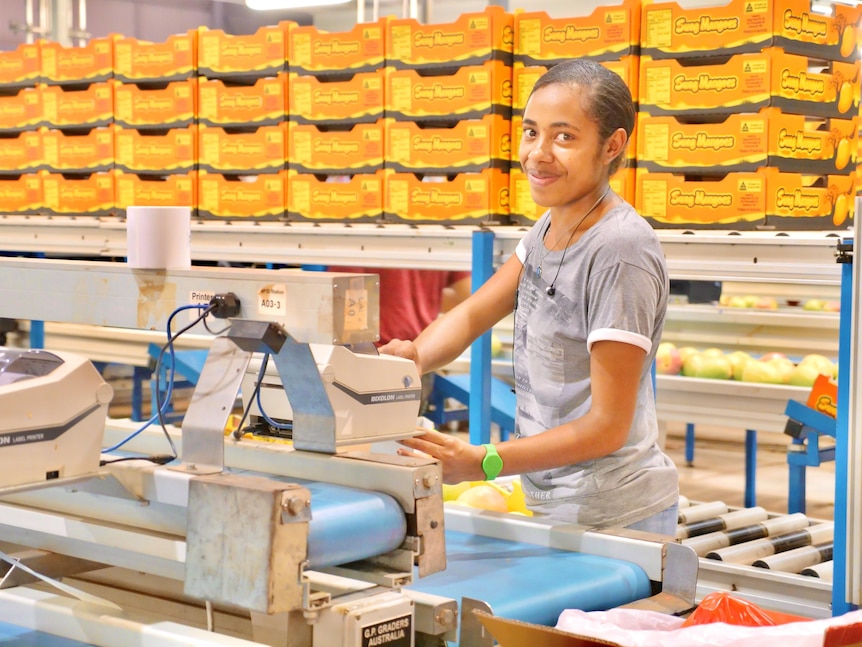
[604,127,628,165]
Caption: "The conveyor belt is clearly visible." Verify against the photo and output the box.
[0,620,92,646]
[408,530,651,626]
[252,475,408,569]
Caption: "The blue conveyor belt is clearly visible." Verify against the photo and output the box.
[0,621,92,645]
[256,476,408,569]
[408,530,651,626]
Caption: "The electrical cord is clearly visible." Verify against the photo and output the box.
[101,303,213,463]
[254,353,293,432]
[154,305,216,456]
[202,316,231,336]
[231,353,267,440]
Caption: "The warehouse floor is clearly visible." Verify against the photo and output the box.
[663,422,835,521]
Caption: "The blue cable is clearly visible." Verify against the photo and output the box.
[103,304,210,453]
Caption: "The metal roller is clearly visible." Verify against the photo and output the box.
[683,513,810,557]
[677,507,768,540]
[801,561,834,581]
[753,542,833,572]
[677,500,727,525]
[706,522,833,564]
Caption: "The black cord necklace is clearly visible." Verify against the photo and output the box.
[536,186,611,296]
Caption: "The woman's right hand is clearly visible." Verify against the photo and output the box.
[378,338,422,374]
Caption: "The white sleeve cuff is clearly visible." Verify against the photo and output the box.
[587,328,652,354]
[516,238,528,264]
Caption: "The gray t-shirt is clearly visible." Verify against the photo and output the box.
[513,202,679,528]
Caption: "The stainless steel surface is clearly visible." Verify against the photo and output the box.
[184,474,311,614]
[177,337,251,474]
[696,558,832,619]
[0,258,379,345]
[270,337,336,453]
[656,375,810,434]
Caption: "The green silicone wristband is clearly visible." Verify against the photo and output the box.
[481,443,503,481]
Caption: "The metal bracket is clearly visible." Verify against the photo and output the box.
[836,239,853,264]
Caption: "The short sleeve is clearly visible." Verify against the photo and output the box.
[585,262,662,353]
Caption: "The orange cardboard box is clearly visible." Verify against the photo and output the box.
[287,121,383,174]
[0,130,42,173]
[383,167,509,224]
[115,170,197,212]
[0,174,41,214]
[0,87,42,132]
[115,125,196,175]
[197,170,285,220]
[286,170,384,222]
[114,30,197,83]
[510,165,635,224]
[289,19,386,76]
[197,24,287,80]
[41,82,114,129]
[514,0,640,66]
[41,171,114,216]
[40,36,115,86]
[513,58,640,113]
[639,48,861,119]
[642,0,862,63]
[385,60,512,122]
[807,373,838,418]
[198,75,285,127]
[0,43,41,89]
[636,166,855,229]
[113,79,196,129]
[386,7,513,71]
[288,70,384,125]
[637,108,858,174]
[42,126,113,173]
[511,112,637,164]
[384,113,511,173]
[198,123,285,174]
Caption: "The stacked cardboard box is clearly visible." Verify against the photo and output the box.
[382,7,512,224]
[0,43,43,212]
[509,0,641,224]
[285,20,387,223]
[0,44,42,214]
[38,37,116,216]
[636,0,861,230]
[197,24,289,220]
[112,30,198,216]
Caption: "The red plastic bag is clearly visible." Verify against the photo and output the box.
[682,592,809,628]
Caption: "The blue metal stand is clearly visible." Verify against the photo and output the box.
[783,399,836,515]
[832,238,855,616]
[468,230,495,446]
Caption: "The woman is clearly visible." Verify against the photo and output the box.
[381,59,679,535]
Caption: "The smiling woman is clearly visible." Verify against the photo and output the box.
[380,59,679,537]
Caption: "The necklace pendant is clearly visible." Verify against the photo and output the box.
[535,266,542,278]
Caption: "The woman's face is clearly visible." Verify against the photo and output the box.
[519,83,611,211]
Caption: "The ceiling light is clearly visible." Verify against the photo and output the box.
[246,0,350,9]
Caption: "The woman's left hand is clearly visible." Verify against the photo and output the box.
[398,429,487,484]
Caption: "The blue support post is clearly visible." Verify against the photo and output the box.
[468,230,495,445]
[787,439,807,515]
[684,423,695,466]
[744,429,757,508]
[832,240,855,616]
[29,320,45,349]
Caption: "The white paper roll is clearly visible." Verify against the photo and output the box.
[126,205,191,269]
